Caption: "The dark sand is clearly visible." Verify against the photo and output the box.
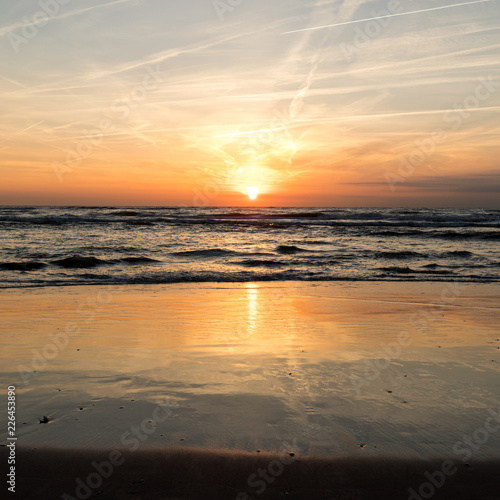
[5,446,500,499]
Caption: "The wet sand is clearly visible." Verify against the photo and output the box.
[0,282,499,498]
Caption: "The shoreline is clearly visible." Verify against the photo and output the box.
[1,276,500,290]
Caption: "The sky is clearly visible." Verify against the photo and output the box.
[0,0,499,207]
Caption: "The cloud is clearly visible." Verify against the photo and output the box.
[347,172,500,193]
[1,0,499,206]
[282,0,492,34]
[0,0,133,38]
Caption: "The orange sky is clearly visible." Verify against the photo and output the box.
[1,0,499,207]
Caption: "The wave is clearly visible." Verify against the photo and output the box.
[369,229,500,240]
[211,211,325,219]
[1,207,499,286]
[431,231,500,240]
[120,257,160,264]
[2,208,500,235]
[295,240,331,245]
[111,210,141,216]
[276,245,308,254]
[34,218,66,226]
[378,266,415,274]
[277,212,325,219]
[6,271,494,289]
[75,273,110,280]
[0,261,46,271]
[372,250,479,260]
[236,259,287,268]
[444,250,474,257]
[371,230,425,237]
[378,266,453,275]
[374,251,424,259]
[124,220,155,226]
[52,255,107,268]
[50,255,161,269]
[170,249,240,258]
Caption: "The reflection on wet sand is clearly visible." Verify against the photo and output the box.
[0,282,499,459]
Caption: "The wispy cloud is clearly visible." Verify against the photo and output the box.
[0,0,133,38]
[348,173,500,193]
[282,0,492,34]
[1,0,499,206]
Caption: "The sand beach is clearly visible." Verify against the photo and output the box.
[1,281,499,498]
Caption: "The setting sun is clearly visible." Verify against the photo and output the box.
[247,187,259,200]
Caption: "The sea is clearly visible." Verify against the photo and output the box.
[0,206,499,288]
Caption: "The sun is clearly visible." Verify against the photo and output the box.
[247,186,259,200]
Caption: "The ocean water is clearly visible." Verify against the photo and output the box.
[0,206,499,287]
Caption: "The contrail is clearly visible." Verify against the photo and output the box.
[15,120,45,135]
[0,120,45,146]
[282,0,491,34]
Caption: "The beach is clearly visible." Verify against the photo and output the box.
[3,0,500,496]
[1,281,499,498]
